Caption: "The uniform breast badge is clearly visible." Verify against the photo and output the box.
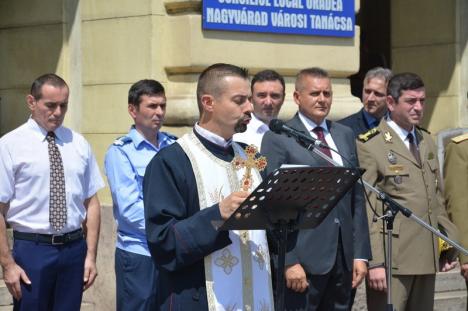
[387,152,397,164]
[232,145,267,191]
[388,163,404,184]
[388,165,404,174]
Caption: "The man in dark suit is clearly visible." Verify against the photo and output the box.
[339,67,392,137]
[261,67,372,310]
[338,67,392,310]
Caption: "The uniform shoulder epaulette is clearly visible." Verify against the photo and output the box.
[417,126,431,134]
[451,132,468,144]
[112,136,132,146]
[358,128,380,142]
[162,132,178,141]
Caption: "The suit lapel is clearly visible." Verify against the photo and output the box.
[288,115,349,164]
[287,113,312,137]
[328,120,349,156]
[287,114,328,165]
[380,120,420,167]
[416,129,427,165]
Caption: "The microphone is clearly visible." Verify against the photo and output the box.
[268,119,326,148]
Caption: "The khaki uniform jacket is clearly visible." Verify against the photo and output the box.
[357,119,458,275]
[444,133,468,264]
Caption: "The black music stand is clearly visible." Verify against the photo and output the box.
[219,166,363,311]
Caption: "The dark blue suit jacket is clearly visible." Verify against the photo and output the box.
[261,114,371,275]
[337,108,372,138]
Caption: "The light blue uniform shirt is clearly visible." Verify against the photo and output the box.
[104,126,177,256]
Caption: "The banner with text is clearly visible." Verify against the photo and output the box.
[202,0,355,37]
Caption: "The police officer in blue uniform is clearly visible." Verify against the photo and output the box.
[104,79,177,311]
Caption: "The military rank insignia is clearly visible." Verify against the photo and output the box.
[452,133,468,144]
[358,128,380,142]
[384,132,393,143]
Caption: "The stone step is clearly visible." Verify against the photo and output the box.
[434,290,467,311]
[435,269,467,292]
[0,283,12,307]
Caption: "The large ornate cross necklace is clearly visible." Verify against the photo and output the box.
[232,145,267,191]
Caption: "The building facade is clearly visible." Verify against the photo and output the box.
[1,0,468,309]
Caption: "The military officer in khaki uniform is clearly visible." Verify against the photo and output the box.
[444,133,468,307]
[357,72,458,311]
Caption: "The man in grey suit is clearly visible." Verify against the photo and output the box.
[261,67,371,310]
[338,67,392,137]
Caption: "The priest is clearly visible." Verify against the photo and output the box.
[143,63,274,311]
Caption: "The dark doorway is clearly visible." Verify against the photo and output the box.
[349,0,391,100]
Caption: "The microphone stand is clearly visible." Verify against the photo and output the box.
[289,132,468,311]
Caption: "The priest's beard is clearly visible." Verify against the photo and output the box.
[234,114,251,133]
[234,118,247,133]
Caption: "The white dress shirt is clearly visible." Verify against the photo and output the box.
[298,112,344,166]
[0,118,105,234]
[387,118,417,149]
[194,123,233,148]
[233,113,269,150]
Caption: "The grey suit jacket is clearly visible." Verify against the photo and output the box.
[261,113,371,274]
